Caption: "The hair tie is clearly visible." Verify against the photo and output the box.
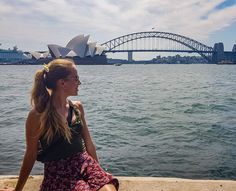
[43,63,49,73]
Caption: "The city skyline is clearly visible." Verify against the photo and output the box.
[1,0,236,60]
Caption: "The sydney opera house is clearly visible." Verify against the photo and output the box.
[47,34,107,65]
[1,35,107,65]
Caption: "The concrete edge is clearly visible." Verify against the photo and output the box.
[1,175,236,191]
[1,175,236,181]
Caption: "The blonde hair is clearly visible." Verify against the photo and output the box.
[31,59,75,144]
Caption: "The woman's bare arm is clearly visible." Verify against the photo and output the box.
[14,109,40,191]
[75,101,99,162]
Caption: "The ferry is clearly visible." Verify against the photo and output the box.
[0,45,30,64]
[217,60,236,65]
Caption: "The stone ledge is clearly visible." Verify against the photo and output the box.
[1,176,236,191]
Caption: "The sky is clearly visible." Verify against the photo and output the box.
[0,0,236,59]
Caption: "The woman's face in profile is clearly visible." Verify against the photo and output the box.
[63,67,81,96]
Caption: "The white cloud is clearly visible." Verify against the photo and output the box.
[0,0,236,51]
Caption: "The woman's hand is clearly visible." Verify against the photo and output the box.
[0,186,15,191]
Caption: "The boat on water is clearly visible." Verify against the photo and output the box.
[217,60,236,65]
[0,46,30,64]
[114,63,122,66]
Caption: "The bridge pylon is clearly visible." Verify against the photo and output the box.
[212,43,224,63]
[128,51,133,62]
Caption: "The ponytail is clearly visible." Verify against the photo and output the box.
[31,70,50,113]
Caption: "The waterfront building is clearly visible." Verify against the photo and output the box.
[47,34,107,65]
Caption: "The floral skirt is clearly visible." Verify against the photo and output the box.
[40,151,119,191]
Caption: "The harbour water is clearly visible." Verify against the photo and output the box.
[0,64,236,179]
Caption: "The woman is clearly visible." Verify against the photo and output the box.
[4,59,119,191]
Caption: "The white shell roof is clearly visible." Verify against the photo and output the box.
[66,35,89,58]
[95,45,105,56]
[66,35,84,49]
[58,47,71,58]
[48,35,104,58]
[85,42,97,57]
[30,51,41,60]
[48,44,63,58]
[30,51,49,59]
[42,51,49,58]
[66,50,77,57]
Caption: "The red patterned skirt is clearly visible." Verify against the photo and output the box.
[40,151,119,191]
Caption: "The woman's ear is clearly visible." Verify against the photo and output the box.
[57,79,66,88]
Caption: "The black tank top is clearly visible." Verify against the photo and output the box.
[37,101,85,162]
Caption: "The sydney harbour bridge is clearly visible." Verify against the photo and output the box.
[101,31,236,63]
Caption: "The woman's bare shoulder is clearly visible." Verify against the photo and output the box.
[71,100,84,114]
[28,108,40,117]
[26,108,41,144]
[27,108,41,126]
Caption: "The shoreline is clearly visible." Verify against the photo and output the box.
[1,176,236,191]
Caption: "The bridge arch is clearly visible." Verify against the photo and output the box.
[101,31,213,62]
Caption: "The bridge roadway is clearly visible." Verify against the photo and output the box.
[104,49,213,53]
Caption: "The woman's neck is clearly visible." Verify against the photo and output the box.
[51,92,68,109]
